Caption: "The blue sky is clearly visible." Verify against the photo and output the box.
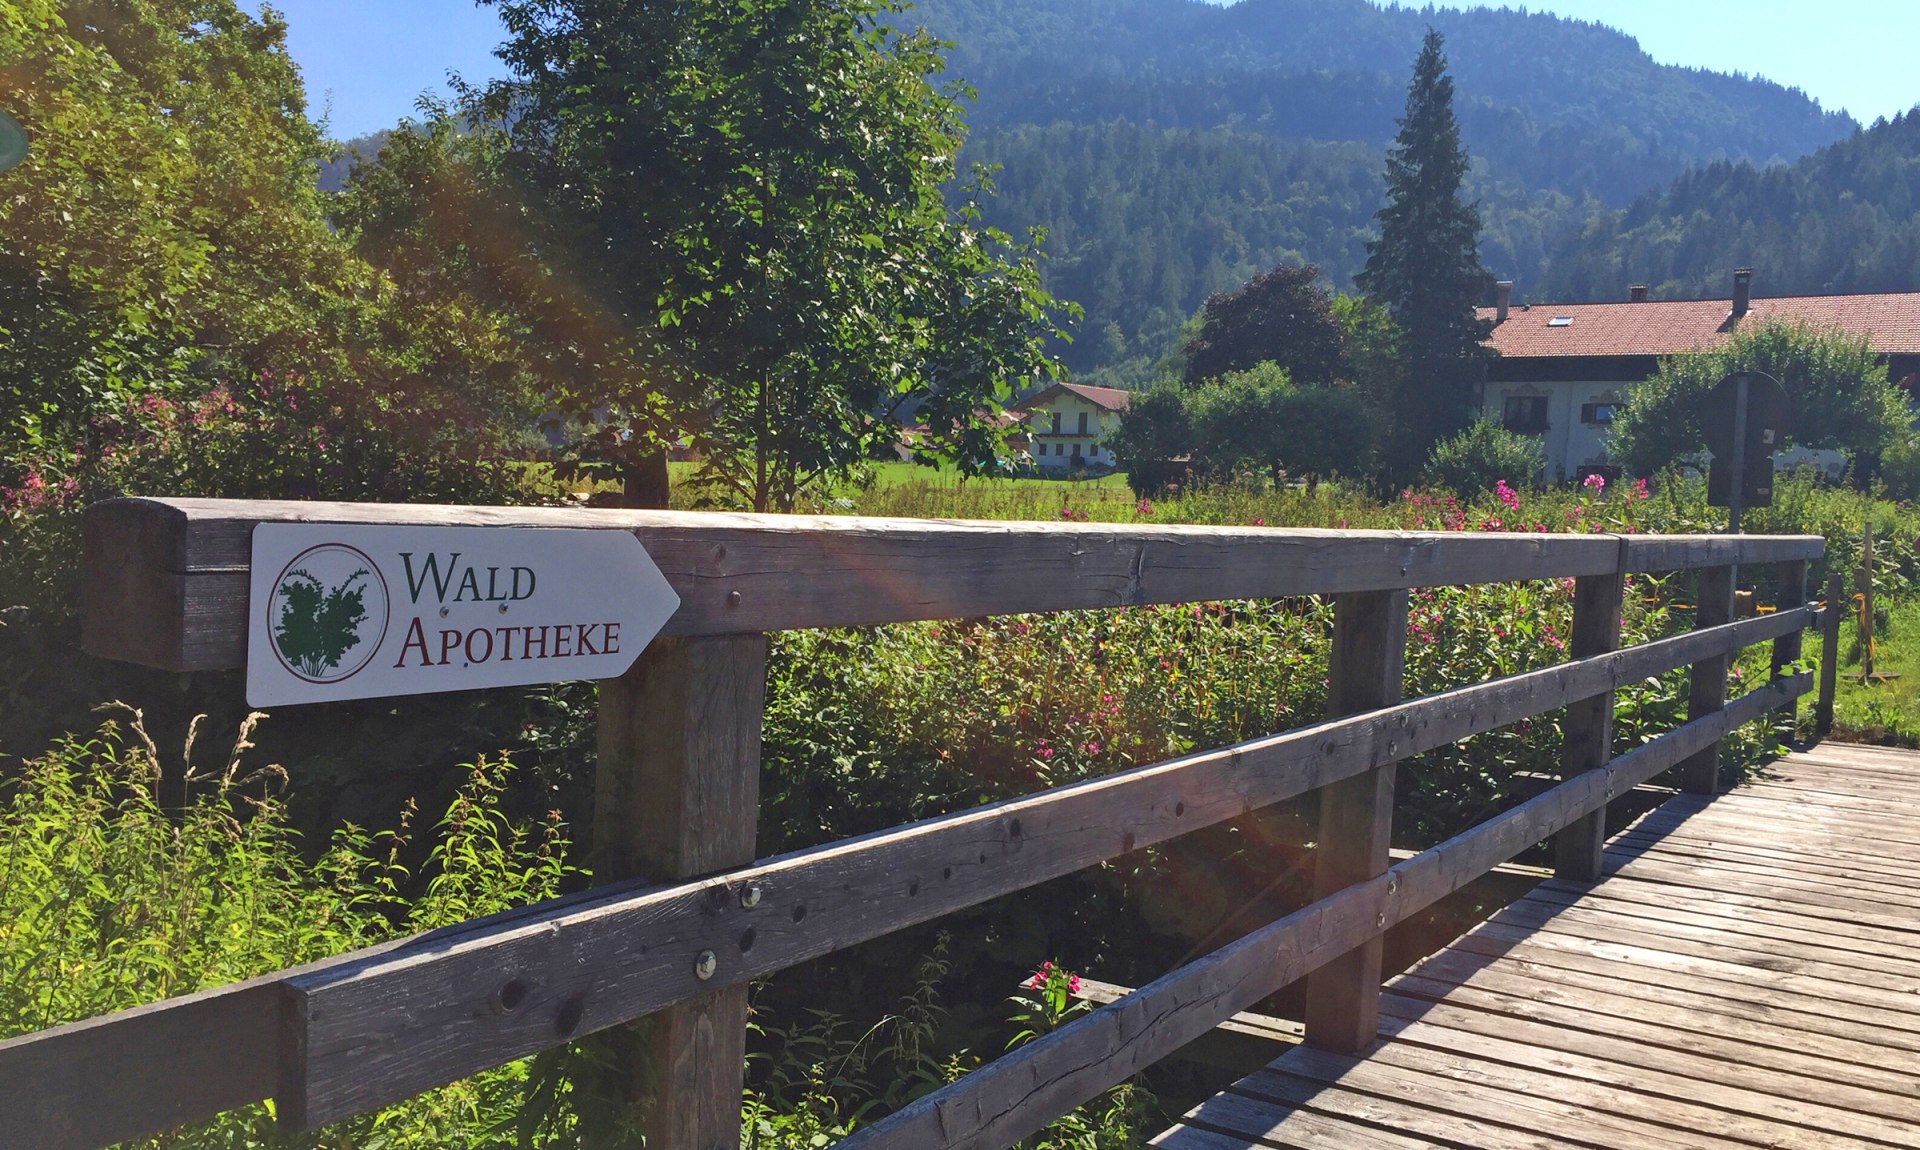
[269,1,1920,141]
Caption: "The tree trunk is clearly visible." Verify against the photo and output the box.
[620,450,671,509]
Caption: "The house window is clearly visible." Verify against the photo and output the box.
[1502,395,1549,435]
[1050,412,1061,434]
[1077,411,1089,435]
[1581,403,1619,425]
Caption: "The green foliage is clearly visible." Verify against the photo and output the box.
[0,1,539,621]
[1357,29,1495,482]
[1182,263,1348,387]
[1607,321,1910,477]
[1332,293,1407,421]
[1105,382,1195,498]
[1423,419,1546,495]
[382,0,1074,512]
[1188,364,1375,485]
[1882,432,1920,502]
[1545,110,1920,301]
[0,708,579,1148]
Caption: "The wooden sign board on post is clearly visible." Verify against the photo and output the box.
[1702,370,1789,511]
[246,524,680,706]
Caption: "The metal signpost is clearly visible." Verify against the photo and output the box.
[246,524,681,705]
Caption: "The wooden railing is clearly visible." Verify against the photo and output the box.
[3,497,1828,1150]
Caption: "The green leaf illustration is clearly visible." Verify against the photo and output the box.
[274,567,371,677]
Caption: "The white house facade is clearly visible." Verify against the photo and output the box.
[1013,382,1131,474]
[1480,272,1920,481]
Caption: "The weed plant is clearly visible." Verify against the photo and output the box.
[0,706,577,1148]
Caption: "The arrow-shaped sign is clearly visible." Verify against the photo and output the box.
[246,524,680,706]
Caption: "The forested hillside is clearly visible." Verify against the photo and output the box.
[1541,111,1920,303]
[908,0,1858,376]
[321,0,1894,379]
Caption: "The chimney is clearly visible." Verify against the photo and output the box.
[1732,268,1753,318]
[1495,280,1513,323]
[1628,284,1650,303]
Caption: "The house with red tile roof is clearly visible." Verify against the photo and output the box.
[1013,382,1132,474]
[1479,270,1920,480]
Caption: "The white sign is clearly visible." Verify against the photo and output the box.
[246,524,681,706]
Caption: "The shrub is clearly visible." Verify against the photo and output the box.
[1881,432,1920,502]
[1608,321,1909,478]
[1422,419,1545,495]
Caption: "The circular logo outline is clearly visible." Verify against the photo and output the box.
[264,543,391,685]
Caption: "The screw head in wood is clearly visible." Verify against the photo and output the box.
[727,590,743,607]
[740,882,762,909]
[694,950,718,981]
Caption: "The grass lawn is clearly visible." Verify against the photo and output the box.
[863,460,1131,491]
[1824,594,1920,746]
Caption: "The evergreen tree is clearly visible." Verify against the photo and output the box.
[1356,29,1494,481]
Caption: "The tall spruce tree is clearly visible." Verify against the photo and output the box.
[1356,29,1494,482]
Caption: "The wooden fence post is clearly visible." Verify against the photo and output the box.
[1772,559,1809,729]
[1554,571,1624,881]
[1860,526,1878,680]
[595,634,770,1150]
[1303,588,1407,1055]
[1817,571,1843,737]
[1675,565,1735,793]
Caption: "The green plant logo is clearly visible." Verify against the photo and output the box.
[266,544,389,682]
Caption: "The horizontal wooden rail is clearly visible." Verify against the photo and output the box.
[0,604,1815,1145]
[80,497,1822,671]
[838,672,1813,1150]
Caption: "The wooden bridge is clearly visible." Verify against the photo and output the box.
[1155,740,1920,1149]
[2,498,1882,1149]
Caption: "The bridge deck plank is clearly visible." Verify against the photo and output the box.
[1155,744,1920,1149]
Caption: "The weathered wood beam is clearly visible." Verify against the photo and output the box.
[1817,572,1844,737]
[1677,566,1737,793]
[1555,571,1625,881]
[80,497,1822,672]
[834,673,1810,1150]
[1304,589,1406,1054]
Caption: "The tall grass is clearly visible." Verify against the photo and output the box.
[0,706,577,1148]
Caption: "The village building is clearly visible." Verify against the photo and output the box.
[1479,271,1920,480]
[1013,382,1132,474]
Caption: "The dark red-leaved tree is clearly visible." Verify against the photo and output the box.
[1182,262,1348,387]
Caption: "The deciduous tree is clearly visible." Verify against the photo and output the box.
[1608,321,1909,478]
[424,0,1072,512]
[1181,262,1347,388]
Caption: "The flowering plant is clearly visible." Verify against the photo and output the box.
[1008,959,1090,1048]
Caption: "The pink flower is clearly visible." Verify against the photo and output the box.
[1583,472,1606,493]
[1136,498,1155,517]
[1495,479,1521,511]
[1069,974,1082,994]
[1632,477,1650,500]
[1251,516,1266,527]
